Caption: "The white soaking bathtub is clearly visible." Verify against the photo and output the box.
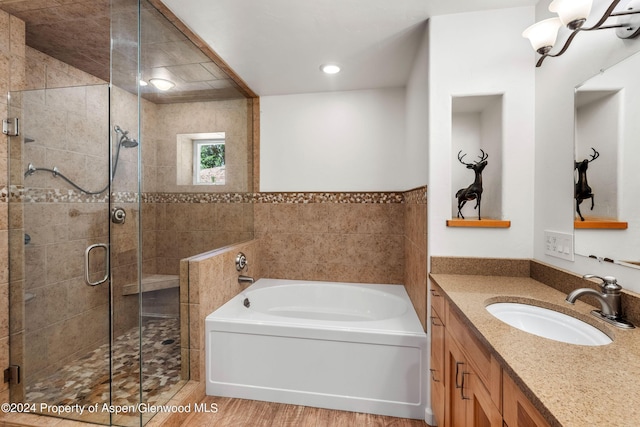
[205,278,428,419]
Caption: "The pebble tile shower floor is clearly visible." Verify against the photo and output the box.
[25,317,183,426]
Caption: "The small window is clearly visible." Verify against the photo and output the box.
[193,139,225,185]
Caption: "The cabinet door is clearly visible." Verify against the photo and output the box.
[465,371,503,427]
[503,373,550,427]
[430,308,446,425]
[445,332,468,427]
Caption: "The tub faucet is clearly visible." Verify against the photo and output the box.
[238,275,254,285]
[566,274,634,329]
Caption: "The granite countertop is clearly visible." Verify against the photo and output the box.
[430,273,640,427]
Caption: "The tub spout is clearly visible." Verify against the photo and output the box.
[238,275,254,285]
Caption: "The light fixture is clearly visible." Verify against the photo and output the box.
[320,64,341,74]
[139,79,148,87]
[549,0,593,29]
[149,78,175,91]
[524,0,640,67]
[522,17,563,54]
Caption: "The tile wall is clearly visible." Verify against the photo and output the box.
[0,10,23,406]
[10,45,112,395]
[254,192,406,284]
[141,97,254,276]
[180,239,261,387]
[404,187,428,329]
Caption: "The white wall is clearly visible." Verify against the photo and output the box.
[259,88,407,191]
[575,92,619,219]
[428,6,535,258]
[405,21,430,190]
[533,0,640,292]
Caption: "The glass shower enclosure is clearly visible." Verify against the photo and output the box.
[5,0,186,425]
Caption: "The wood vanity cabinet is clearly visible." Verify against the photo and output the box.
[503,373,550,427]
[430,282,547,427]
[429,287,446,426]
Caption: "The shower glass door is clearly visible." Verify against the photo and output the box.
[7,83,113,425]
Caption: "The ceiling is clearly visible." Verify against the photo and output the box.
[0,0,245,102]
[160,0,539,96]
[0,0,538,100]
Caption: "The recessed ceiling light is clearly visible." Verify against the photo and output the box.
[320,64,341,74]
[149,78,175,91]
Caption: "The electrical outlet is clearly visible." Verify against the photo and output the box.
[544,230,574,261]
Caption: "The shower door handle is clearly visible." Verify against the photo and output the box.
[84,243,109,286]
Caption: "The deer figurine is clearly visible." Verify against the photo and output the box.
[575,147,599,221]
[455,150,489,220]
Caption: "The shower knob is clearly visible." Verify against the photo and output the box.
[111,207,126,224]
[235,252,248,271]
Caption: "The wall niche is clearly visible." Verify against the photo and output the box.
[448,94,509,228]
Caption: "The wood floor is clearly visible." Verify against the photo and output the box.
[182,396,430,426]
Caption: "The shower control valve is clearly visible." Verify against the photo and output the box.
[235,252,248,271]
[111,207,126,224]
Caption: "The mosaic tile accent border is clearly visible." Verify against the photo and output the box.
[6,186,138,203]
[142,192,253,203]
[252,191,404,204]
[144,191,405,204]
[3,188,429,204]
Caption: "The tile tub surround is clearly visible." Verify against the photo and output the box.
[181,239,262,386]
[430,260,640,426]
[254,186,427,329]
[254,193,405,285]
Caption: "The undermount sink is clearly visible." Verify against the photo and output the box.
[486,302,612,346]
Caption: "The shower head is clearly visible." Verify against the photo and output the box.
[114,125,138,148]
[120,136,139,148]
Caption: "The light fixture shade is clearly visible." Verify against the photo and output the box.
[549,0,593,28]
[522,17,563,54]
[149,78,175,91]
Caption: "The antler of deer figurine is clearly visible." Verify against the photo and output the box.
[455,150,488,220]
[575,147,599,221]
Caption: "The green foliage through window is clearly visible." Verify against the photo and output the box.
[200,143,225,169]
[194,139,226,185]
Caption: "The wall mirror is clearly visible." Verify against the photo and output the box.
[574,50,640,269]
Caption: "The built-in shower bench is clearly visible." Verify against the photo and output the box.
[122,274,179,295]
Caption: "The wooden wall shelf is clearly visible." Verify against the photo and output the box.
[446,219,511,228]
[574,219,628,229]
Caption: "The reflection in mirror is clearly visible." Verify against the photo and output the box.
[574,51,640,268]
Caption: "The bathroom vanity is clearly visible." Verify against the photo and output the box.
[429,268,640,427]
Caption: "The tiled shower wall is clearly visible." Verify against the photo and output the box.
[0,9,21,406]
[11,46,112,391]
[141,97,254,276]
